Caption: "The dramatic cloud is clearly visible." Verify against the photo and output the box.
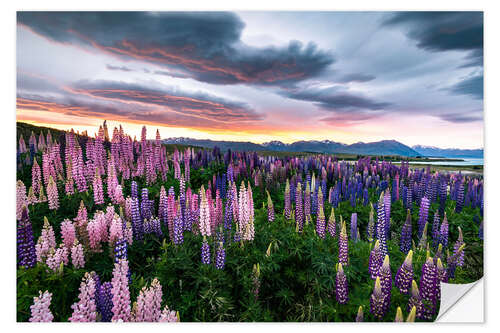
[69,80,262,122]
[17,12,334,86]
[383,12,483,67]
[449,74,483,100]
[280,85,391,111]
[439,112,482,123]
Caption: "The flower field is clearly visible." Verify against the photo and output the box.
[16,122,483,322]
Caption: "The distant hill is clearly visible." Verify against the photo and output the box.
[412,145,483,158]
[164,137,422,157]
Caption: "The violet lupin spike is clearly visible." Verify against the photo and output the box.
[350,213,358,242]
[378,255,392,296]
[338,218,349,266]
[419,257,438,320]
[407,280,424,320]
[370,277,389,320]
[201,236,211,265]
[335,263,348,304]
[215,241,226,270]
[284,179,291,219]
[17,206,36,268]
[395,250,414,294]
[368,240,383,279]
[327,207,336,238]
[439,213,449,248]
[417,196,430,238]
[316,204,326,239]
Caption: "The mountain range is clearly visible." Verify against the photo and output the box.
[163,138,422,157]
[411,145,483,158]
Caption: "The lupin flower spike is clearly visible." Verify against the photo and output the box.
[355,305,364,322]
[394,307,404,322]
[395,250,414,294]
[406,306,417,322]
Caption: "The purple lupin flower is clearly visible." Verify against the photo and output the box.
[439,213,449,248]
[316,204,326,239]
[376,193,388,256]
[417,197,430,238]
[338,219,348,266]
[267,191,275,222]
[378,255,392,296]
[447,244,465,279]
[367,204,375,242]
[97,282,113,322]
[431,212,441,250]
[17,206,36,268]
[335,263,348,304]
[173,210,184,245]
[407,280,425,320]
[394,307,404,322]
[131,197,143,241]
[201,237,211,265]
[215,242,226,270]
[295,182,303,232]
[284,179,291,219]
[419,257,438,320]
[399,209,412,254]
[370,277,389,320]
[436,258,448,301]
[327,207,336,238]
[395,250,414,294]
[369,240,383,279]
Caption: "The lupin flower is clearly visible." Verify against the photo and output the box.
[252,263,261,300]
[47,176,59,210]
[60,219,76,249]
[29,290,54,322]
[369,240,383,279]
[327,207,336,238]
[159,306,180,322]
[92,169,104,205]
[418,222,429,250]
[453,227,465,267]
[199,186,211,237]
[71,240,85,269]
[17,206,36,268]
[395,250,414,294]
[419,257,438,319]
[355,305,364,322]
[173,211,184,245]
[335,263,349,304]
[215,242,226,270]
[69,272,97,322]
[98,282,114,322]
[267,191,275,222]
[399,209,412,254]
[111,259,131,322]
[201,237,211,265]
[378,255,392,296]
[447,244,465,279]
[370,277,389,320]
[439,213,449,248]
[376,193,388,256]
[394,307,404,322]
[338,219,349,266]
[316,204,326,239]
[16,180,27,220]
[406,306,417,322]
[407,280,424,320]
[284,179,291,219]
[417,197,430,239]
[295,182,303,232]
[135,278,162,322]
[350,213,358,242]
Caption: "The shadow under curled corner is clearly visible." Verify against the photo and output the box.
[436,278,484,322]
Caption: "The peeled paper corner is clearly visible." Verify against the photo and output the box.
[436,278,484,322]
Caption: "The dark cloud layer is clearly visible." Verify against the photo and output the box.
[383,12,483,67]
[18,11,334,86]
[337,73,376,83]
[449,74,483,100]
[280,86,390,111]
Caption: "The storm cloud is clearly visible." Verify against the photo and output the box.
[17,12,335,86]
[383,12,483,67]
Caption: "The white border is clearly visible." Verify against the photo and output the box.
[2,1,497,331]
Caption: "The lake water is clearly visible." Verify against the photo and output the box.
[397,158,484,166]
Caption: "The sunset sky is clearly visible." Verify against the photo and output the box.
[16,11,483,148]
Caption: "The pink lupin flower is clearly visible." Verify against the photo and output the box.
[35,217,56,262]
[47,176,59,210]
[87,218,102,251]
[32,158,42,195]
[69,272,97,322]
[159,306,180,322]
[71,240,85,269]
[92,168,104,205]
[114,185,125,204]
[111,259,131,322]
[16,180,27,220]
[45,247,65,273]
[75,200,88,225]
[199,186,211,237]
[29,291,54,322]
[109,214,124,246]
[60,219,76,249]
[135,278,163,322]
